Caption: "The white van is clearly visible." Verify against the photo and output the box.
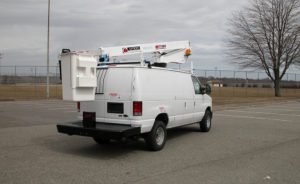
[57,65,212,151]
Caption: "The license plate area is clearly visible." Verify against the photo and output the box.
[107,102,124,114]
[83,112,96,128]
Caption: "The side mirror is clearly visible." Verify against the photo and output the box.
[200,85,206,95]
[200,84,212,95]
[205,84,212,95]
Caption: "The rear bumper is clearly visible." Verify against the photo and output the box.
[57,121,141,139]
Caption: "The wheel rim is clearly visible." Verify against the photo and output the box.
[155,126,165,146]
[206,115,211,128]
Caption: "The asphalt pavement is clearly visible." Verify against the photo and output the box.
[0,100,299,184]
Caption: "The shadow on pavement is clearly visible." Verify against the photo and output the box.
[38,124,201,159]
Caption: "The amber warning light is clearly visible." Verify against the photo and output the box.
[185,49,191,56]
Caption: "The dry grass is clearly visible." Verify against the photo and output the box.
[0,85,299,106]
[0,85,62,100]
[211,87,300,106]
[211,87,300,97]
[212,96,300,106]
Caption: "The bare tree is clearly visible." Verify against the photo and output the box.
[227,0,300,97]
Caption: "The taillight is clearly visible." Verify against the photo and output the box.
[133,101,142,116]
[77,102,80,112]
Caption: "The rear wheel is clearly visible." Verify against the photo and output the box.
[93,137,110,144]
[200,110,212,132]
[144,121,167,151]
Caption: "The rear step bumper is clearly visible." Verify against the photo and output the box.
[57,121,141,139]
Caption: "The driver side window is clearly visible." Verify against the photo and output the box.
[192,76,201,95]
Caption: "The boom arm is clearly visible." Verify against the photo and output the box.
[99,40,191,64]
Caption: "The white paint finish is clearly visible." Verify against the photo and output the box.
[131,119,156,133]
[192,77,208,123]
[60,52,98,101]
[100,40,190,64]
[80,66,212,134]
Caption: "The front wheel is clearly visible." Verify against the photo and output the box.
[200,110,212,132]
[144,121,167,151]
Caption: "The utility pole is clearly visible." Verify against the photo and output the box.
[46,0,50,98]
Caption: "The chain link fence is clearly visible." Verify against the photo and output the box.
[0,66,61,100]
[0,66,299,100]
[194,69,300,97]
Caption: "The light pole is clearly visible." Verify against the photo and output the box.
[46,0,50,98]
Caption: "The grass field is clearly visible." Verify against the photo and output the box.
[211,86,300,97]
[0,85,299,105]
[0,85,62,100]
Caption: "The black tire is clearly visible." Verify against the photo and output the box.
[93,137,110,144]
[200,110,212,132]
[144,121,167,151]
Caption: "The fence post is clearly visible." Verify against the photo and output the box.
[35,66,37,98]
[286,74,289,96]
[56,66,58,98]
[257,72,260,96]
[245,71,248,97]
[233,71,236,96]
[219,70,222,96]
[295,74,297,96]
[14,66,17,99]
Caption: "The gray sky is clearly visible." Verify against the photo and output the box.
[1,0,298,73]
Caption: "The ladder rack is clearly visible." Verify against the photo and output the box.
[97,61,142,66]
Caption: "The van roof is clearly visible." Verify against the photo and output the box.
[97,65,192,75]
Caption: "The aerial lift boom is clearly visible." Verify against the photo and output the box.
[59,40,192,101]
[99,40,191,66]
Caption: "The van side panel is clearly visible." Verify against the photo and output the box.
[133,68,176,131]
[173,74,195,127]
[132,68,194,130]
[135,68,180,100]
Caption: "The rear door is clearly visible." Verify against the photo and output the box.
[81,67,133,124]
[103,68,133,122]
[80,68,107,120]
